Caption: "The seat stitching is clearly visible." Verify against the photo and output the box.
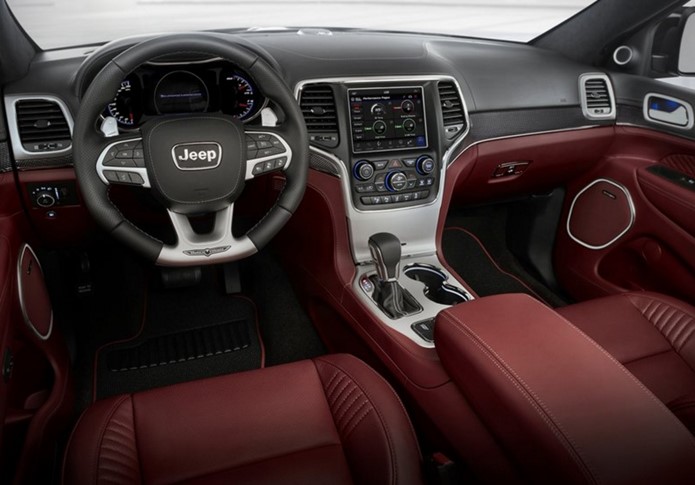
[625,294,695,369]
[315,358,400,485]
[339,398,370,432]
[328,375,352,404]
[439,312,598,484]
[94,396,131,485]
[343,403,374,438]
[676,323,695,353]
[334,390,362,426]
[669,313,691,350]
[621,348,673,366]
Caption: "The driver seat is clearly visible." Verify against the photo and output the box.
[62,354,423,485]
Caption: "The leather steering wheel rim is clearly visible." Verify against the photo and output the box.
[72,32,308,265]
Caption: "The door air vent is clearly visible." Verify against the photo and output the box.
[299,83,339,148]
[437,81,466,139]
[579,73,616,120]
[15,99,72,152]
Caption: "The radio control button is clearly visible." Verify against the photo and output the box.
[353,161,375,181]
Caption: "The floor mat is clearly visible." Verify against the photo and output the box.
[94,274,263,400]
[443,227,551,304]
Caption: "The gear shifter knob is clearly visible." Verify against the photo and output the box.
[368,233,401,282]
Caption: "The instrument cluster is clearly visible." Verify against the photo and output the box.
[103,60,266,128]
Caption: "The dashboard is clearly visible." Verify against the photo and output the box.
[103,60,266,129]
[3,28,695,265]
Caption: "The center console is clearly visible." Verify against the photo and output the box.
[295,75,471,347]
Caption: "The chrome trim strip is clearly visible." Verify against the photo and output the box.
[17,244,53,341]
[566,178,636,250]
[4,94,74,161]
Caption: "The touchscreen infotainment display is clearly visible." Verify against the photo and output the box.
[348,86,427,153]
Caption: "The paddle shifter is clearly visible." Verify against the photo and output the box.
[368,233,420,319]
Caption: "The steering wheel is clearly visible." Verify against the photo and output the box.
[72,33,308,266]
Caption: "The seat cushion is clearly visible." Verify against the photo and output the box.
[63,354,422,485]
[558,291,695,433]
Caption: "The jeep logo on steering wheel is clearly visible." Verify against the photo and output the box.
[171,142,222,171]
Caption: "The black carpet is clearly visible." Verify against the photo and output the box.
[241,251,326,366]
[443,227,550,303]
[95,270,262,399]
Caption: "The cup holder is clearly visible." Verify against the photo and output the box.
[404,264,468,306]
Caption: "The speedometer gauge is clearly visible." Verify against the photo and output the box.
[107,77,142,127]
[221,72,264,122]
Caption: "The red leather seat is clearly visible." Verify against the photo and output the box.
[558,291,695,434]
[63,354,423,485]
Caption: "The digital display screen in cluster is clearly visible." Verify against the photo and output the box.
[348,86,427,153]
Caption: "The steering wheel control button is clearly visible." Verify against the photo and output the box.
[116,150,133,158]
[129,173,145,185]
[252,163,265,175]
[103,170,119,183]
[104,158,136,167]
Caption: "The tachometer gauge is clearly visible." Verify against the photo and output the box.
[106,78,142,127]
[221,72,264,122]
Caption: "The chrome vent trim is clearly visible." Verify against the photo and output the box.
[299,83,339,148]
[4,95,74,160]
[579,73,616,120]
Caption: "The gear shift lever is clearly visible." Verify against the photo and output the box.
[368,233,402,282]
[367,233,419,319]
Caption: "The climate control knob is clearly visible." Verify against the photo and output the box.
[385,171,408,192]
[35,190,56,208]
[415,156,436,175]
[353,160,375,181]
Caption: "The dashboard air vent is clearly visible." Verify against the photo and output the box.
[437,81,466,139]
[579,74,616,120]
[15,99,71,152]
[299,83,339,149]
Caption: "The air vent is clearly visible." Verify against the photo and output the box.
[15,99,71,153]
[299,84,339,149]
[579,74,616,120]
[437,81,466,139]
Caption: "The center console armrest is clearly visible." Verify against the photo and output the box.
[435,294,695,484]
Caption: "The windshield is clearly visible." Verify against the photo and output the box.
[8,0,595,50]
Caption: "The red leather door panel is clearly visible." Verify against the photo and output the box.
[555,127,695,305]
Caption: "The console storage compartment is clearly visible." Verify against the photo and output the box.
[435,294,695,484]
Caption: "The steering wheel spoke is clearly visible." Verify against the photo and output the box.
[96,136,151,188]
[159,203,256,266]
[244,130,293,180]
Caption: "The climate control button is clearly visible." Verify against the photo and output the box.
[353,160,375,181]
[385,171,408,192]
[415,155,436,175]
